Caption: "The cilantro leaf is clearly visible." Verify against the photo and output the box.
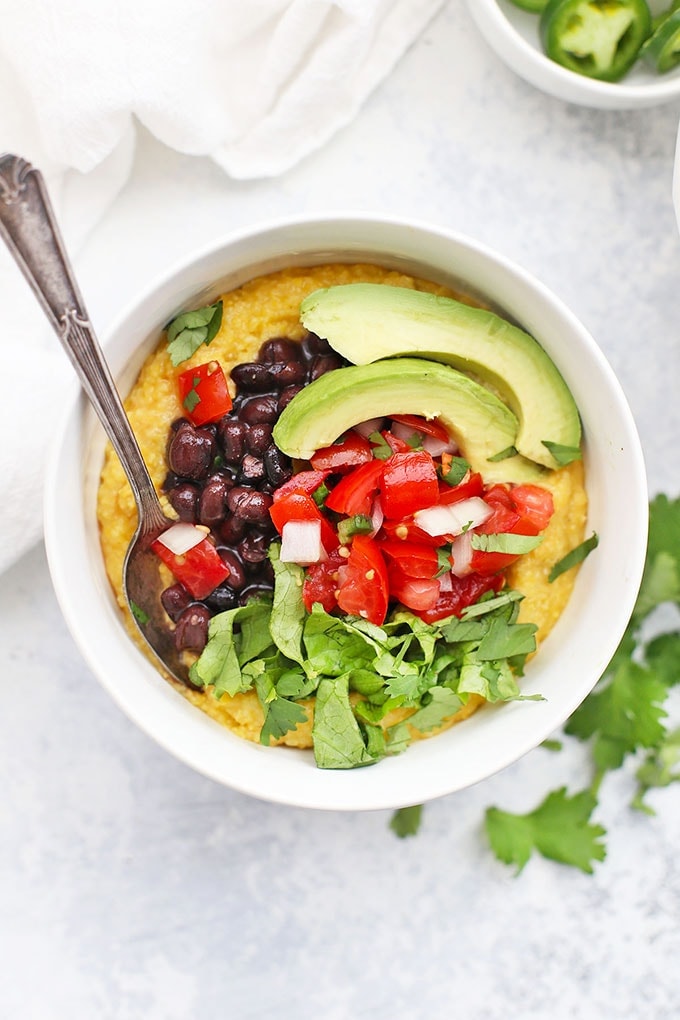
[368,431,393,460]
[548,532,599,582]
[632,727,680,815]
[390,804,423,838]
[312,674,377,769]
[564,660,668,772]
[487,445,518,463]
[485,788,606,874]
[269,544,306,666]
[166,300,223,366]
[471,532,543,555]
[189,599,272,698]
[541,440,582,466]
[254,669,307,745]
[440,456,470,486]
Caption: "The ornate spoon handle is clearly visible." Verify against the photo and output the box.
[0,153,165,534]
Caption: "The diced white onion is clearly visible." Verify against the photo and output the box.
[354,417,385,438]
[438,570,454,592]
[369,496,384,537]
[156,522,206,556]
[422,433,456,457]
[390,421,419,443]
[414,497,492,538]
[280,520,327,565]
[450,531,473,577]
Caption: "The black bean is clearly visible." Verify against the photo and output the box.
[167,482,200,523]
[238,531,271,565]
[277,385,303,413]
[245,423,273,455]
[230,362,272,392]
[238,454,265,484]
[263,445,293,487]
[161,583,192,622]
[168,422,215,480]
[266,360,307,389]
[174,604,211,652]
[238,582,274,606]
[218,549,247,590]
[259,337,302,363]
[205,584,238,612]
[227,487,274,523]
[198,474,231,527]
[301,332,333,360]
[217,419,247,463]
[238,395,279,424]
[308,353,345,381]
[219,513,248,544]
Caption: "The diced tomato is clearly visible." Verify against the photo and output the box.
[379,539,438,579]
[379,519,441,547]
[177,361,232,426]
[272,469,331,502]
[416,573,504,624]
[324,459,383,516]
[438,472,484,505]
[381,450,439,519]
[379,430,413,454]
[303,549,344,613]
[310,431,373,473]
[151,535,230,600]
[269,491,338,552]
[390,414,451,444]
[336,535,389,626]
[387,561,440,611]
[511,485,555,535]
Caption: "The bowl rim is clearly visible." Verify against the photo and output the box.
[43,211,649,811]
[467,0,680,109]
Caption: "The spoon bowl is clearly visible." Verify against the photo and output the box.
[0,154,190,686]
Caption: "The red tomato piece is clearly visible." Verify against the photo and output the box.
[511,484,555,535]
[379,430,412,454]
[390,414,451,444]
[177,361,232,426]
[438,472,484,505]
[380,519,442,548]
[336,535,389,626]
[310,431,373,473]
[303,549,344,613]
[379,539,438,579]
[387,561,440,611]
[416,573,504,624]
[151,535,230,600]
[269,491,338,552]
[324,459,384,516]
[381,450,439,519]
[272,469,331,502]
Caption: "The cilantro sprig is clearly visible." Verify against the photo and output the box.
[166,300,223,366]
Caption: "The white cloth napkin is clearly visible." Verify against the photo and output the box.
[0,0,444,576]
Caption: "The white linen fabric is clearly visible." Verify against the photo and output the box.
[0,0,444,575]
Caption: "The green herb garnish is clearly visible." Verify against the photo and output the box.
[548,532,599,581]
[166,300,223,366]
[542,440,582,466]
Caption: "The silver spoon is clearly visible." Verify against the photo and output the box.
[0,153,191,686]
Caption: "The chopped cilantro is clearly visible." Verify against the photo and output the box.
[487,445,518,463]
[548,532,599,582]
[182,388,201,413]
[368,431,393,460]
[130,601,149,626]
[440,456,470,487]
[390,804,423,838]
[166,300,223,366]
[542,440,582,466]
[471,532,544,555]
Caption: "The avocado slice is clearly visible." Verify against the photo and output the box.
[273,357,544,484]
[300,283,581,470]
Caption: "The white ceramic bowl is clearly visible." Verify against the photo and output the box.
[467,0,680,109]
[44,215,647,811]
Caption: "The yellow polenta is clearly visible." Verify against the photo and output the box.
[97,263,587,749]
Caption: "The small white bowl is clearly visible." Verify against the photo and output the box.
[467,0,680,109]
[44,215,647,811]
